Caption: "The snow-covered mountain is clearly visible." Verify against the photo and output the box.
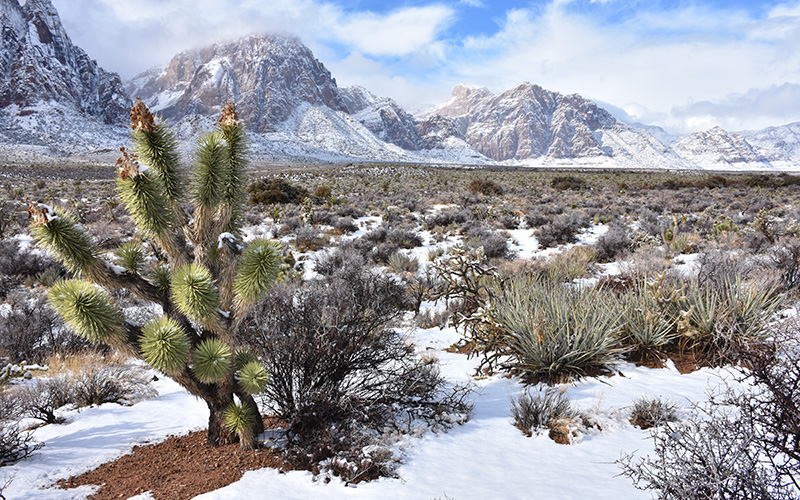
[127,34,347,134]
[0,0,130,158]
[0,1,798,170]
[424,83,696,169]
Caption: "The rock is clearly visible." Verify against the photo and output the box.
[0,0,130,124]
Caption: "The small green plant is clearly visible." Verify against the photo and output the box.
[629,396,679,429]
[511,387,578,437]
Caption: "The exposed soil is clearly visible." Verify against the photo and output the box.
[58,420,296,500]
[634,347,710,374]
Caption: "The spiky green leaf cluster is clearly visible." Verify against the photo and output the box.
[223,402,256,433]
[132,125,182,203]
[192,132,228,209]
[116,241,145,274]
[140,316,190,374]
[150,264,171,293]
[234,347,258,369]
[30,211,99,276]
[234,239,283,308]
[236,361,268,394]
[192,338,231,383]
[116,172,172,237]
[220,122,248,232]
[171,263,220,322]
[48,280,124,344]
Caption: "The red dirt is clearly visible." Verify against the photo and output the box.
[634,347,710,374]
[58,420,296,500]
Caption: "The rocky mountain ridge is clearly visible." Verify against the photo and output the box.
[0,0,129,125]
[0,0,797,170]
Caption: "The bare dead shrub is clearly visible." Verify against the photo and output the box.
[242,269,470,465]
[595,220,631,262]
[0,294,86,364]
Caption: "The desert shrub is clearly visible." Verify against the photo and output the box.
[313,185,332,200]
[768,239,800,293]
[0,295,86,364]
[468,178,504,196]
[550,175,586,191]
[313,244,368,277]
[594,220,631,262]
[697,250,754,290]
[0,238,58,280]
[332,216,358,234]
[13,376,73,424]
[542,245,597,282]
[511,388,578,437]
[535,211,589,248]
[387,252,419,274]
[620,246,671,278]
[0,422,42,466]
[669,232,701,254]
[491,276,623,383]
[242,269,469,456]
[247,177,309,205]
[46,353,156,407]
[426,208,469,229]
[293,225,329,252]
[629,396,679,430]
[524,211,550,229]
[620,395,795,500]
[386,228,423,249]
[638,209,664,237]
[498,213,519,230]
[732,330,800,489]
[279,215,304,234]
[464,230,513,261]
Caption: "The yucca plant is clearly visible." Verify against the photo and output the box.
[620,285,676,362]
[28,101,283,448]
[492,276,624,383]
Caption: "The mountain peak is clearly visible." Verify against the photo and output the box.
[0,0,129,124]
[129,32,346,132]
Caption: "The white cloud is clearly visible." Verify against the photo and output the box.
[49,0,800,133]
[444,1,800,133]
[331,6,454,57]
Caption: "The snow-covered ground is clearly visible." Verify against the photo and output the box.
[0,219,760,500]
[3,321,742,500]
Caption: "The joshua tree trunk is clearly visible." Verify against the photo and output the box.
[31,101,283,447]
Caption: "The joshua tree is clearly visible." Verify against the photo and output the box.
[28,101,282,448]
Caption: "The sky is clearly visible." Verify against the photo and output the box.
[49,0,800,134]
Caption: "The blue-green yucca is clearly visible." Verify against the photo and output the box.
[30,101,282,448]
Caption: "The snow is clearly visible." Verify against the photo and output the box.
[1,219,785,500]
[4,323,744,500]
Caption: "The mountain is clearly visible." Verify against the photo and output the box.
[0,0,129,123]
[127,34,347,134]
[0,7,797,170]
[425,83,695,169]
[338,85,422,150]
[671,126,773,169]
[0,0,129,159]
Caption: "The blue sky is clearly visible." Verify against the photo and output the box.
[52,0,800,133]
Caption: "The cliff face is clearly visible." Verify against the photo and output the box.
[128,34,348,133]
[0,0,129,124]
[429,83,616,161]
